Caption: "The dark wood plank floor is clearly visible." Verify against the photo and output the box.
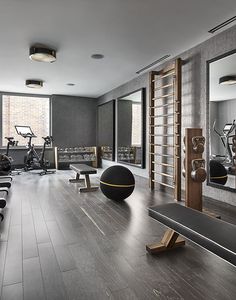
[0,170,236,300]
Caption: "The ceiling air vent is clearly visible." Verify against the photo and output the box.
[208,16,236,34]
[136,54,171,74]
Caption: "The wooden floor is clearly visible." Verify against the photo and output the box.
[0,171,236,300]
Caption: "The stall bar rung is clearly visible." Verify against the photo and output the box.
[152,161,174,168]
[151,144,174,147]
[152,93,174,101]
[152,180,174,189]
[153,102,174,109]
[149,134,174,137]
[150,113,174,118]
[150,123,179,127]
[154,83,173,91]
[150,152,175,158]
[152,71,175,82]
[152,171,174,178]
[150,100,180,109]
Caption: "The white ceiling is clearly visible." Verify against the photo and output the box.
[210,52,236,101]
[0,0,236,98]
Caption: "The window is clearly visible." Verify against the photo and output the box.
[2,94,50,146]
[131,103,141,146]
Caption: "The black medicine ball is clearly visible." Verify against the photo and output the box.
[209,160,227,185]
[100,165,135,201]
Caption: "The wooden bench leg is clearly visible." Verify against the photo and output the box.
[146,229,185,254]
[79,174,99,193]
[69,173,85,183]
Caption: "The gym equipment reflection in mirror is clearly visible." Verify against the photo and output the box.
[207,50,236,191]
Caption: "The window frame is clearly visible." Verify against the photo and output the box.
[0,92,52,147]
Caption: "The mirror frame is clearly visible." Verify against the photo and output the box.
[117,88,146,169]
[97,99,116,161]
[206,48,236,192]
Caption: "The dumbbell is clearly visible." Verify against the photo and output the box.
[0,199,6,209]
[192,136,205,154]
[191,159,207,182]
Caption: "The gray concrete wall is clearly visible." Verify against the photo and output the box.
[97,101,114,147]
[98,24,236,205]
[51,95,97,147]
[117,100,132,147]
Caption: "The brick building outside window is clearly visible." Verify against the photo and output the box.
[2,95,50,146]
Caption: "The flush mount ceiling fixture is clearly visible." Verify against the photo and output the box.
[66,83,75,86]
[29,46,56,63]
[219,75,236,85]
[26,80,43,88]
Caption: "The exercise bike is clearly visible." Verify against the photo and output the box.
[15,125,55,176]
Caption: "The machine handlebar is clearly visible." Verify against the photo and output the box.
[42,136,53,145]
[21,133,37,138]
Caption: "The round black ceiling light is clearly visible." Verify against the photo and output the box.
[66,83,75,86]
[219,75,236,85]
[26,80,43,89]
[29,46,56,63]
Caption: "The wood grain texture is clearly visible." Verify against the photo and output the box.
[0,171,235,300]
[23,257,46,300]
[3,225,22,285]
[1,283,23,300]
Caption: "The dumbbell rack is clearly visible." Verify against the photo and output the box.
[149,58,182,201]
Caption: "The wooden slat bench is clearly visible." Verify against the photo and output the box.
[146,203,236,267]
[69,164,99,192]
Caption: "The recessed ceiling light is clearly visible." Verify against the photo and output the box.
[26,80,43,88]
[66,83,75,86]
[91,54,104,59]
[219,75,236,85]
[29,46,56,63]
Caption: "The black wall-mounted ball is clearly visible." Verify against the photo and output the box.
[100,165,135,201]
[210,160,228,185]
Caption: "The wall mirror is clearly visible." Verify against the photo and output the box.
[98,100,115,161]
[117,88,146,168]
[207,50,236,192]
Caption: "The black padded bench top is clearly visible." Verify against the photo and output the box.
[0,176,12,181]
[0,178,11,188]
[70,164,97,175]
[149,203,236,266]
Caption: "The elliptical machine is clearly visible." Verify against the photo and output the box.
[15,125,55,175]
[212,119,236,165]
